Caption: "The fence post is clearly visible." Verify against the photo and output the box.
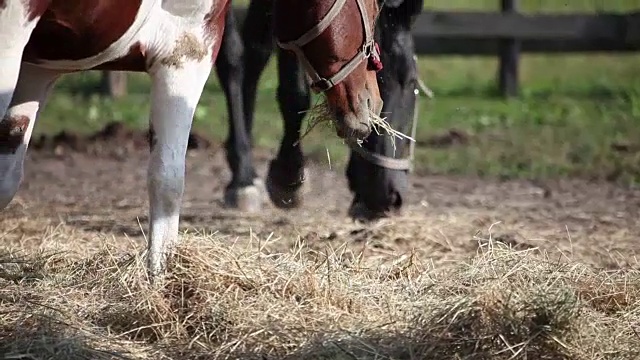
[99,71,128,98]
[498,0,520,97]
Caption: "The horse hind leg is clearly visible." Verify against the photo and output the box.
[216,9,263,212]
[0,64,59,209]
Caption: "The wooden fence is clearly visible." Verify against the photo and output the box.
[101,1,640,98]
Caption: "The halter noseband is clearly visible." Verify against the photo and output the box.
[275,0,382,93]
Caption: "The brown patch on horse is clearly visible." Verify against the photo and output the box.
[160,33,208,68]
[23,0,142,62]
[204,1,231,64]
[0,0,7,10]
[0,116,30,154]
[25,0,52,21]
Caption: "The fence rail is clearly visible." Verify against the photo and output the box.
[100,2,640,98]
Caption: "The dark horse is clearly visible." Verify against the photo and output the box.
[214,0,425,219]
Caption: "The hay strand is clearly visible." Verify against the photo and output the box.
[296,96,415,151]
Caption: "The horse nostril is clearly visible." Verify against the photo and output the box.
[366,97,371,110]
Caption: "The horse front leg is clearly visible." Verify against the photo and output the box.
[0,64,59,209]
[0,3,46,209]
[240,0,275,144]
[146,58,212,279]
[216,9,263,212]
[265,47,311,208]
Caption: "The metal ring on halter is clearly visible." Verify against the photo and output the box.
[310,78,334,93]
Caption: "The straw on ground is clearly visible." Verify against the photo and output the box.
[0,227,638,360]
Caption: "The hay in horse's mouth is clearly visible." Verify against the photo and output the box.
[297,96,414,151]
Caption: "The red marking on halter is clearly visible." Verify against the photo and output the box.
[367,41,383,72]
[367,41,384,72]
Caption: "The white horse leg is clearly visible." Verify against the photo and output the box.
[0,1,46,209]
[0,56,21,117]
[146,58,212,278]
[0,0,45,114]
[0,64,59,209]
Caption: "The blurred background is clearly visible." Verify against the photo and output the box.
[40,0,640,186]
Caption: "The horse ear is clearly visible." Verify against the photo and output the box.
[382,0,405,8]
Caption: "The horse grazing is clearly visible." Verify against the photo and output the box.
[215,0,424,219]
[0,0,383,278]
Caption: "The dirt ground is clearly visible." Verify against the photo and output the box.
[3,125,640,271]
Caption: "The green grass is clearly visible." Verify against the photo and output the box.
[32,0,640,185]
[37,53,640,185]
[411,54,640,184]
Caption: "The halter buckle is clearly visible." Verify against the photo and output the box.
[310,78,334,92]
[362,40,374,58]
[366,40,383,72]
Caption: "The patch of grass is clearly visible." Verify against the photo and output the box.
[413,53,640,184]
[0,229,639,359]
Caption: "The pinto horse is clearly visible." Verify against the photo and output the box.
[0,0,383,278]
[215,0,424,219]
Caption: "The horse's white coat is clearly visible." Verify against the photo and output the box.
[0,0,221,278]
[0,1,40,115]
[0,1,42,208]
[146,58,212,277]
[0,64,58,210]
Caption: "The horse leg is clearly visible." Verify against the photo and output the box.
[239,0,275,202]
[0,64,59,209]
[146,59,212,278]
[265,47,311,208]
[0,3,49,209]
[216,9,262,212]
[0,52,23,209]
[240,0,275,145]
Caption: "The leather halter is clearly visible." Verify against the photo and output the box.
[276,1,432,172]
[275,0,379,92]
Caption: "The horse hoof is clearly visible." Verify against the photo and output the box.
[348,199,369,220]
[252,178,269,203]
[265,160,308,209]
[224,185,263,213]
[348,198,390,222]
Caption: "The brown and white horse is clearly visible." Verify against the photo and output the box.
[0,0,383,279]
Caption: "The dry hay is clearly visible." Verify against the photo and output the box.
[0,227,639,360]
[299,97,414,150]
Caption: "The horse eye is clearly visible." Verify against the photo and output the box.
[327,55,342,64]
